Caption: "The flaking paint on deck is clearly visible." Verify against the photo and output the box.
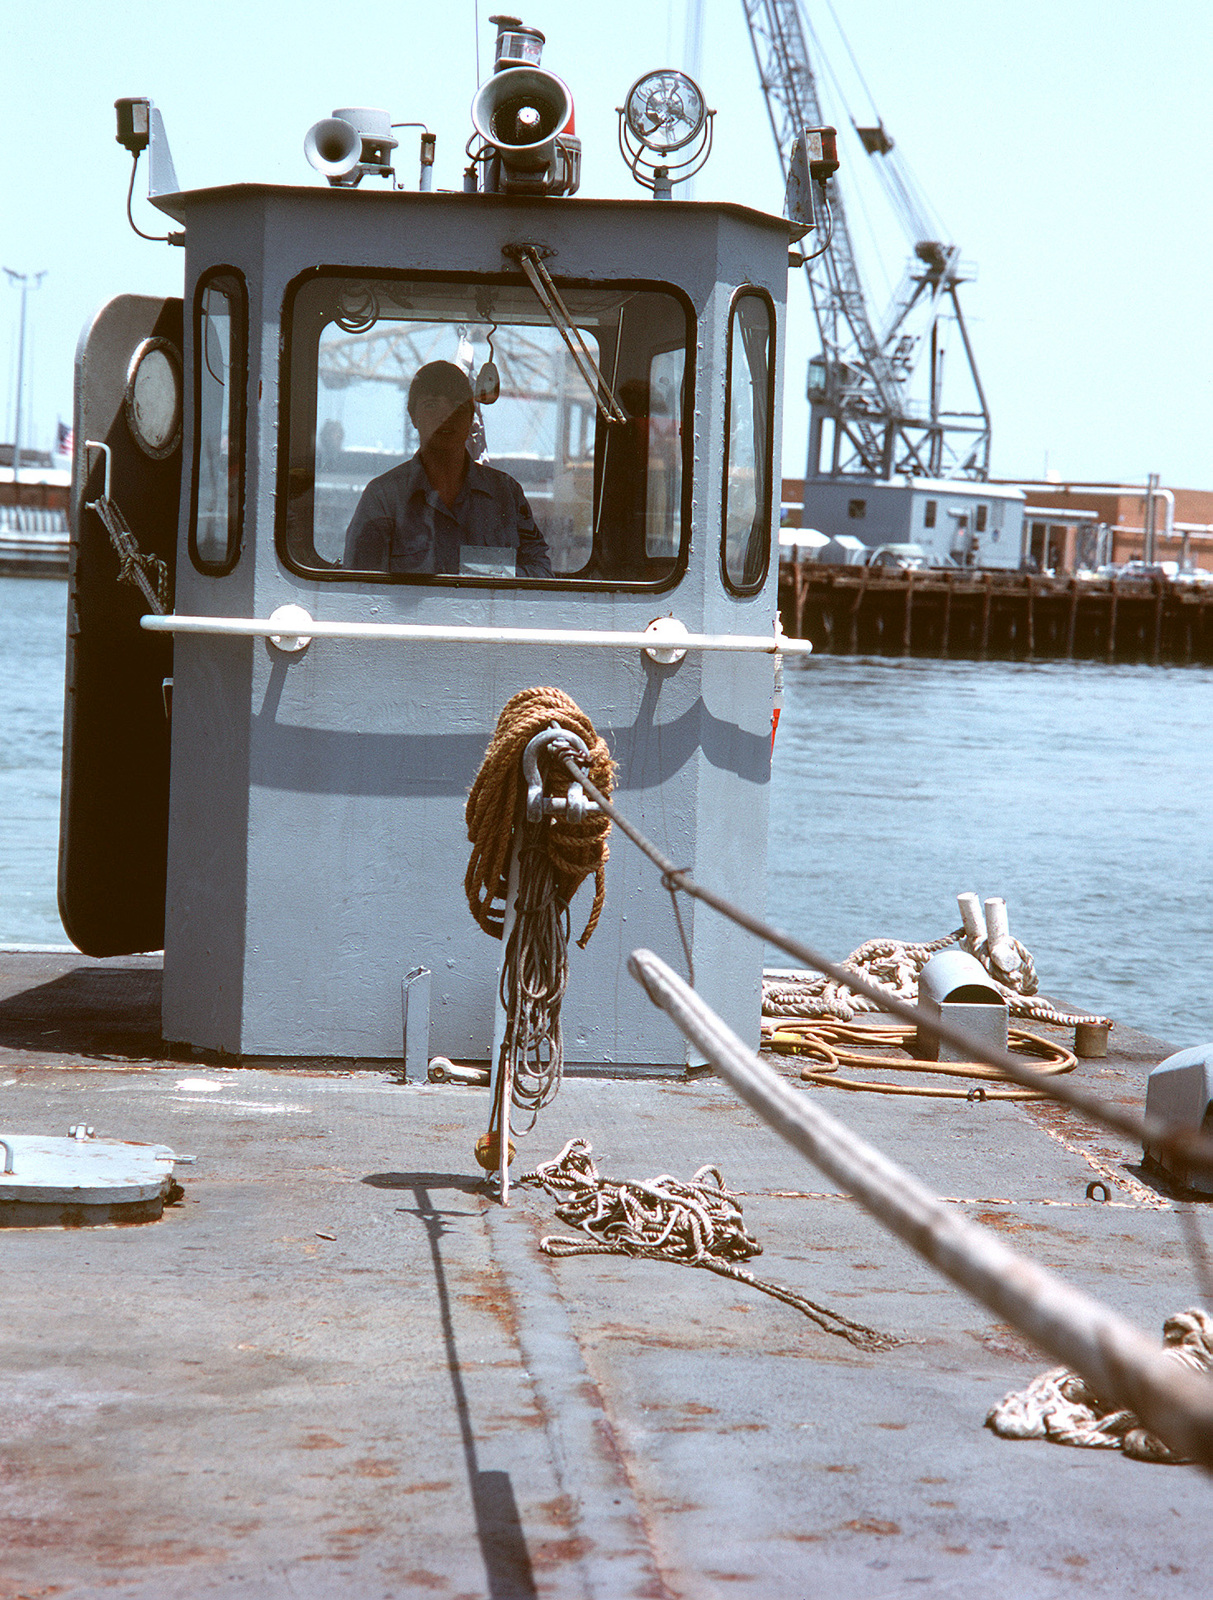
[0,949,1209,1598]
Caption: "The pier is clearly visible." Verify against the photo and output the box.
[779,561,1213,665]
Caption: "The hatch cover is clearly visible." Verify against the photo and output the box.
[0,1134,182,1225]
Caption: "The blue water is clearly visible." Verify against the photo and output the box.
[768,654,1213,1048]
[2,575,1211,1046]
[0,577,66,947]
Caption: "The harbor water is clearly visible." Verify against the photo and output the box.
[769,652,1213,1048]
[2,575,1210,1049]
[1,577,67,949]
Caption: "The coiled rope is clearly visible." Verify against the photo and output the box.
[987,1309,1213,1463]
[763,932,1111,1031]
[90,495,171,614]
[499,827,571,1127]
[466,690,615,1143]
[520,1138,900,1351]
[465,687,614,948]
[764,1017,1077,1099]
[764,933,962,1021]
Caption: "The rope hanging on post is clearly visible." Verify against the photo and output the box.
[497,825,571,1128]
[465,686,615,949]
[467,690,616,1168]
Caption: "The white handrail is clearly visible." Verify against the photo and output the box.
[140,608,813,657]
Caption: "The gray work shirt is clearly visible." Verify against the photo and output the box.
[342,454,553,577]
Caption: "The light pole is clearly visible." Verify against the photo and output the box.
[4,268,47,484]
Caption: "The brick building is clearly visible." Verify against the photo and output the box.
[1001,481,1213,573]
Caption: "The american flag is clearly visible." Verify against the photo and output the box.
[56,420,73,456]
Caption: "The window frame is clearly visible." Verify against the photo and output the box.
[720,286,777,598]
[275,264,697,593]
[189,264,248,577]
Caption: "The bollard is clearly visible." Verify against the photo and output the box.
[1074,1021,1110,1059]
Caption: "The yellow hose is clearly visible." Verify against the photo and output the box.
[764,1018,1077,1100]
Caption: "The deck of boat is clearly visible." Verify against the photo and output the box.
[0,949,1208,1598]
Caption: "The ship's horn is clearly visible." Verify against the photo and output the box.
[471,66,573,174]
[304,117,362,180]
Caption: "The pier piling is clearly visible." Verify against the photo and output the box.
[778,561,1213,666]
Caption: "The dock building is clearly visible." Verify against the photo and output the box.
[781,476,1213,577]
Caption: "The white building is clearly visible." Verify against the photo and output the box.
[786,477,1026,568]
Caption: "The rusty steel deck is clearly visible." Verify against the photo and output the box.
[0,951,1209,1598]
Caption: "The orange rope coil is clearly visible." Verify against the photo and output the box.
[465,686,616,948]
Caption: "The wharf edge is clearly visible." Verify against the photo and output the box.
[779,559,1213,665]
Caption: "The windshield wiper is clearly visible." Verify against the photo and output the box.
[504,244,628,425]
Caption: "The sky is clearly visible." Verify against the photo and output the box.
[3,0,1210,489]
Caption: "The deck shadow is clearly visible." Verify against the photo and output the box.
[362,1170,486,1195]
[388,1174,538,1598]
[1125,1157,1213,1204]
[0,960,177,1061]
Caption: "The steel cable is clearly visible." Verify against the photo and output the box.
[556,751,1213,1180]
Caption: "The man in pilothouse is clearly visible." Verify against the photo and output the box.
[343,360,552,578]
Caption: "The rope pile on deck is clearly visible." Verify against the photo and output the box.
[521,1137,899,1350]
[466,688,615,1174]
[987,1309,1213,1463]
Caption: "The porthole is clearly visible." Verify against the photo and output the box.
[124,337,183,460]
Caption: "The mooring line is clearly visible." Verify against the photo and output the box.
[559,754,1213,1182]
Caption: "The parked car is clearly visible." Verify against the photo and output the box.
[866,542,928,571]
[1112,560,1179,581]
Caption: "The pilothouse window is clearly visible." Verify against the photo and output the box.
[191,268,247,574]
[721,290,775,595]
[280,272,692,587]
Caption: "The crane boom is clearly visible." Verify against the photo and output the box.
[741,0,991,481]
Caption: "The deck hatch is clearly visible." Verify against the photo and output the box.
[0,1135,182,1225]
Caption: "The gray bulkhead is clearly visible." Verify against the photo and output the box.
[159,185,789,1064]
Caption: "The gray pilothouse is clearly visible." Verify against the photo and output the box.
[60,22,827,1068]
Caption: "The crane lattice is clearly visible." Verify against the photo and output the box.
[741,0,990,481]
